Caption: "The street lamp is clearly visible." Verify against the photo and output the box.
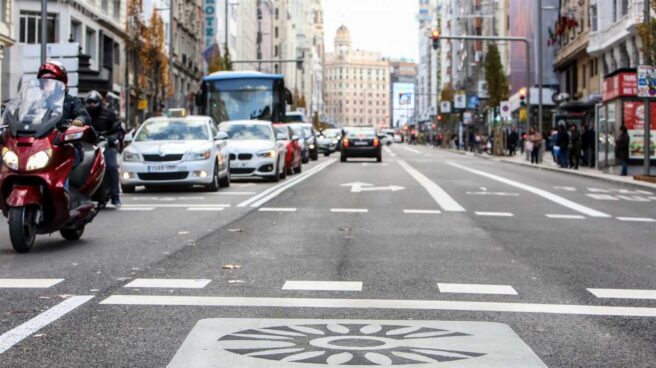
[154,1,174,109]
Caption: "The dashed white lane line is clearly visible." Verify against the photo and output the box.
[238,159,336,208]
[475,212,514,217]
[588,288,656,300]
[330,208,368,213]
[187,207,225,211]
[383,146,397,157]
[403,146,422,154]
[0,295,94,354]
[403,209,442,214]
[124,279,212,289]
[122,204,231,208]
[446,161,611,218]
[209,192,257,196]
[119,207,155,211]
[616,217,656,223]
[282,281,363,292]
[258,207,297,212]
[438,283,518,295]
[0,279,64,288]
[397,160,466,212]
[546,214,586,219]
[100,295,656,317]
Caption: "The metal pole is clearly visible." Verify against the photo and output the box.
[645,0,652,176]
[537,0,543,136]
[40,0,47,64]
[169,0,174,109]
[225,0,229,50]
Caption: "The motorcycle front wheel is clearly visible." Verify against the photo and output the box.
[8,206,37,253]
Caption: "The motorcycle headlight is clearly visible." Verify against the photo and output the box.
[185,149,212,161]
[2,147,19,170]
[26,149,52,171]
[309,144,315,149]
[123,150,141,162]
[257,149,276,158]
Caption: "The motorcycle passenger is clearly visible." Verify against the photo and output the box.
[85,90,123,207]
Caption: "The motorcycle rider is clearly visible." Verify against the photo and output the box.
[85,90,123,207]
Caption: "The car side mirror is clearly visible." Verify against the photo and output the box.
[215,131,229,141]
[291,135,300,141]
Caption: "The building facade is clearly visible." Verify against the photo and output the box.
[0,0,15,104]
[324,25,390,128]
[389,59,417,128]
[416,0,438,122]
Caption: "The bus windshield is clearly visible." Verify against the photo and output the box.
[206,78,281,124]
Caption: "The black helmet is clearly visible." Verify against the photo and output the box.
[85,90,103,114]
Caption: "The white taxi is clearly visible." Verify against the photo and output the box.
[120,116,230,192]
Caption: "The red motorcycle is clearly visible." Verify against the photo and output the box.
[0,79,105,253]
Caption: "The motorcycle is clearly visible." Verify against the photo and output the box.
[0,79,106,253]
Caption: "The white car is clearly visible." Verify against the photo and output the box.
[120,116,230,192]
[219,120,287,181]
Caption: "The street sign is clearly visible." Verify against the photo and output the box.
[500,101,511,119]
[463,111,473,125]
[637,65,656,97]
[454,92,466,109]
[138,99,148,110]
[440,101,451,113]
[341,182,405,193]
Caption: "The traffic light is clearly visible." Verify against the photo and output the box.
[519,88,527,107]
[437,114,443,122]
[431,29,440,50]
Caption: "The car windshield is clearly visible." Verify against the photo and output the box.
[347,129,376,138]
[220,124,273,140]
[323,130,341,138]
[135,120,209,141]
[289,125,304,138]
[273,126,289,139]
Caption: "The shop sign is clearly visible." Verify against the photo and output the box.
[622,100,656,159]
[602,72,637,102]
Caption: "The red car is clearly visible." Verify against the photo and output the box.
[273,124,302,175]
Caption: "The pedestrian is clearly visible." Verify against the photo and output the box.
[508,128,518,156]
[582,124,596,168]
[615,126,630,176]
[549,128,559,163]
[557,124,569,168]
[529,128,543,164]
[569,124,581,169]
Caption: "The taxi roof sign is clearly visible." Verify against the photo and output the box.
[167,108,187,118]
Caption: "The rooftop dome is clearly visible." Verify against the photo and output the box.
[335,25,351,53]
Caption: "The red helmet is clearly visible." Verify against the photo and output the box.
[37,60,68,86]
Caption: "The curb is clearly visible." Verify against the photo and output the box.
[446,149,656,190]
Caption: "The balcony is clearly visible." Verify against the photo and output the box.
[555,30,590,70]
[588,3,643,55]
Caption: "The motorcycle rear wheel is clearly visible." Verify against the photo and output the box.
[8,206,37,253]
[60,226,85,241]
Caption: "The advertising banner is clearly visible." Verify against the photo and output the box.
[392,83,415,127]
[622,101,656,159]
[637,65,656,98]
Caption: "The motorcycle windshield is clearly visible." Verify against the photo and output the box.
[3,79,65,137]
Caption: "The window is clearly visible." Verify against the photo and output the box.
[620,0,628,16]
[113,0,121,19]
[19,11,57,44]
[102,0,108,11]
[275,27,279,38]
[275,8,279,20]
[114,42,120,65]
[590,5,598,32]
[86,26,97,58]
[612,0,617,22]
[70,19,82,43]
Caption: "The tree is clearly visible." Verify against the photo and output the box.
[638,0,656,64]
[298,95,307,109]
[222,45,233,71]
[484,43,508,109]
[141,12,171,114]
[440,84,455,103]
[207,44,223,73]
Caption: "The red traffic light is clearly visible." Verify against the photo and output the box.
[431,30,440,40]
[437,114,443,121]
[519,87,527,98]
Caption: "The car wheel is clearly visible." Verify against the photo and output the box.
[280,163,287,179]
[311,150,318,161]
[206,164,220,192]
[324,151,330,157]
[121,184,136,194]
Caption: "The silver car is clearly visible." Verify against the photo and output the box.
[219,120,287,182]
[120,116,230,192]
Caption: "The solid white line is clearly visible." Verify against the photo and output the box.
[258,207,297,212]
[282,281,362,291]
[616,217,656,222]
[588,288,656,300]
[438,283,518,295]
[187,207,225,211]
[119,207,155,211]
[403,209,442,214]
[100,295,656,317]
[546,214,586,219]
[122,204,231,208]
[397,160,466,212]
[209,192,257,196]
[475,211,514,217]
[237,159,336,208]
[124,279,211,289]
[403,147,421,154]
[330,208,368,213]
[0,279,64,288]
[0,295,94,354]
[446,161,611,218]
[383,146,397,157]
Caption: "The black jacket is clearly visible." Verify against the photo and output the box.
[90,106,124,145]
[615,132,630,161]
[63,94,91,126]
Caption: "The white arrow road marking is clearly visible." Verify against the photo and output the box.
[545,214,585,219]
[340,182,405,193]
[446,161,611,218]
[0,295,94,354]
[616,217,656,222]
[397,160,466,212]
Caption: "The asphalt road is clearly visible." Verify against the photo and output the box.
[1,145,655,367]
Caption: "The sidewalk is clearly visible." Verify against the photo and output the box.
[446,148,656,190]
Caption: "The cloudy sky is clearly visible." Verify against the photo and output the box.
[322,0,419,61]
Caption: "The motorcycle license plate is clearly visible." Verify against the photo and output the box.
[147,165,177,172]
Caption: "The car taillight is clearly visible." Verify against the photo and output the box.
[343,138,349,147]
[373,138,379,147]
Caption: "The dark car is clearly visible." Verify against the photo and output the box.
[289,123,319,161]
[317,128,342,156]
[340,128,382,162]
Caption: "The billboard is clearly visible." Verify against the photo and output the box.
[392,83,415,127]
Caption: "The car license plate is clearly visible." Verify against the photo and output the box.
[354,141,368,146]
[147,165,177,172]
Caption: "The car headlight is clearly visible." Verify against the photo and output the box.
[309,144,315,149]
[26,149,52,171]
[332,139,338,144]
[123,150,141,162]
[257,150,276,158]
[185,149,212,161]
[2,147,19,170]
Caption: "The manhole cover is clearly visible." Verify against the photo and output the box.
[168,319,547,367]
